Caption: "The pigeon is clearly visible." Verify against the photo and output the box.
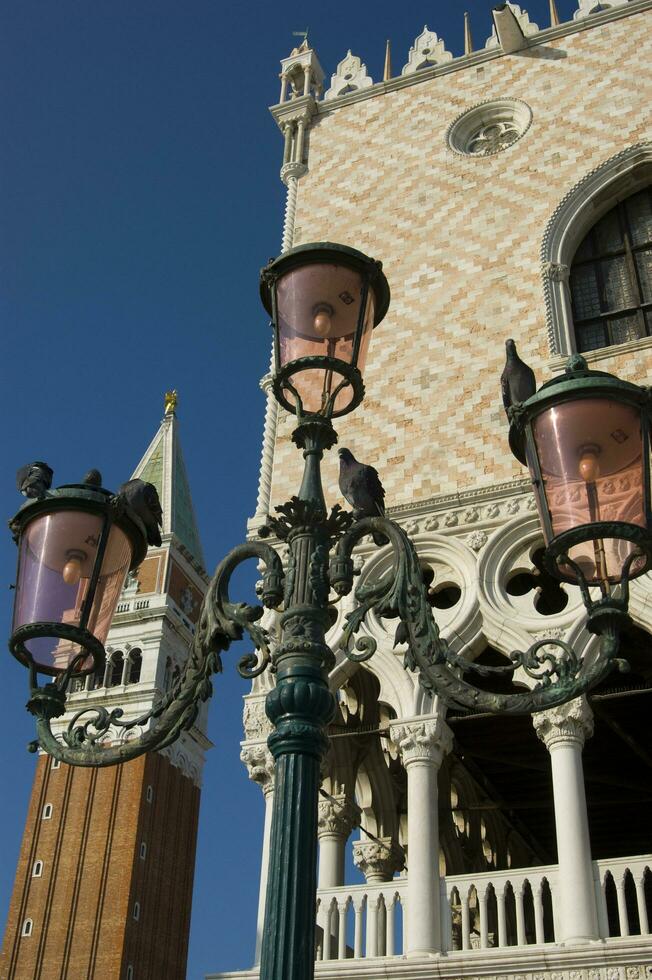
[117,479,163,547]
[501,339,537,414]
[338,448,388,547]
[16,462,53,499]
[82,469,103,487]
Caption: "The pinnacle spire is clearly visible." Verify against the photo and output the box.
[549,0,560,24]
[464,11,474,54]
[383,39,392,81]
[132,396,205,570]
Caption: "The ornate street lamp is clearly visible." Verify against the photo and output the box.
[7,244,651,980]
[9,481,147,719]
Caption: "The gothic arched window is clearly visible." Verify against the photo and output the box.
[570,187,652,352]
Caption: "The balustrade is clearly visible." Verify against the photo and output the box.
[314,856,652,961]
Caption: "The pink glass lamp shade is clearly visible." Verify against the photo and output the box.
[10,488,147,676]
[510,357,652,588]
[260,243,390,418]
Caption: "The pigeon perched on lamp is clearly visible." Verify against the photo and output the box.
[116,479,163,547]
[16,462,53,499]
[338,448,388,547]
[501,339,537,415]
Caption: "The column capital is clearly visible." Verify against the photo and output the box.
[390,715,453,767]
[352,838,405,883]
[241,742,275,797]
[533,696,594,750]
[317,794,360,840]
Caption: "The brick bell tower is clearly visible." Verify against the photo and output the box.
[1,393,210,980]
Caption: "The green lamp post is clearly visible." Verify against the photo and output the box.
[8,245,652,980]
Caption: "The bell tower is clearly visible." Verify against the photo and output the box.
[1,395,210,980]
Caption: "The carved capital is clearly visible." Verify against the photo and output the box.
[317,794,361,839]
[390,716,453,768]
[533,696,594,750]
[240,743,275,796]
[543,261,570,283]
[352,838,405,883]
[280,161,308,185]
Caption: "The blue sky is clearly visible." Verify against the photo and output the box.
[0,1,579,975]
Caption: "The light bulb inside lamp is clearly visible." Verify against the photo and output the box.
[62,551,86,586]
[312,303,334,338]
[578,445,601,483]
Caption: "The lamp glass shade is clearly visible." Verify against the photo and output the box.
[276,261,376,414]
[529,396,646,583]
[12,510,132,671]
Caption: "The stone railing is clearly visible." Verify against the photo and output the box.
[594,855,651,938]
[314,855,652,961]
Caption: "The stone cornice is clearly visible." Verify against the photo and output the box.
[268,1,652,119]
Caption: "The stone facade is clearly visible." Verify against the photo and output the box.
[267,5,652,515]
[231,3,652,978]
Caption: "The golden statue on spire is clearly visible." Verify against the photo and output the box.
[164,389,178,415]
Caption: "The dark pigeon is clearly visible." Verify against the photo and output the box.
[338,448,388,547]
[16,462,53,499]
[82,469,103,487]
[501,339,537,413]
[117,479,163,547]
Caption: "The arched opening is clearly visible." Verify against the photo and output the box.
[108,652,124,687]
[127,649,142,684]
[570,186,652,353]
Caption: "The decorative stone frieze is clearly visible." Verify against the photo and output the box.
[390,717,453,769]
[243,697,273,742]
[317,794,361,839]
[533,696,594,750]
[352,837,405,883]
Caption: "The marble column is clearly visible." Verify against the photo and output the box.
[318,794,360,889]
[316,795,360,960]
[533,696,599,944]
[240,738,275,965]
[391,716,453,957]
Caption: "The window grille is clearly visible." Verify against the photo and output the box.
[570,187,652,352]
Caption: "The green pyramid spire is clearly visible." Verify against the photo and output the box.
[132,395,205,571]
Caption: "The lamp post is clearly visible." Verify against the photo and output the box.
[7,243,652,980]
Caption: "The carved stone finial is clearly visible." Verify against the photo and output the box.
[573,0,627,20]
[324,51,373,101]
[390,717,453,768]
[352,838,405,883]
[164,389,178,416]
[532,696,594,750]
[401,26,452,75]
[464,12,474,54]
[383,39,392,81]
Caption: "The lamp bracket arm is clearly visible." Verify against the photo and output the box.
[332,515,450,671]
[27,541,285,767]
